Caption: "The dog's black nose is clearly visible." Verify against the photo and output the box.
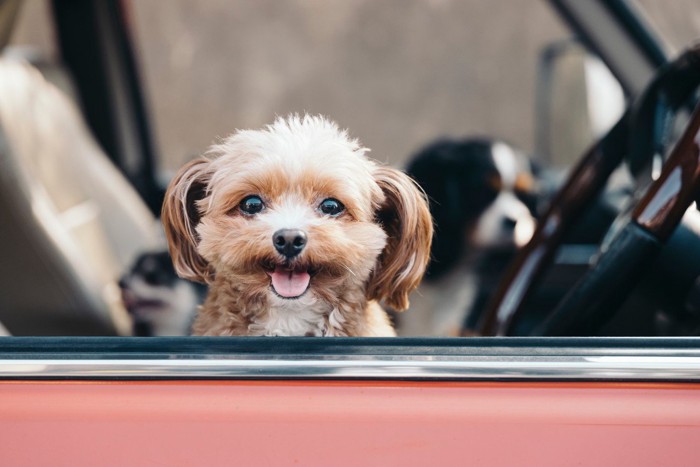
[273,229,307,258]
[502,217,517,230]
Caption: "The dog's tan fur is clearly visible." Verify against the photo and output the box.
[162,115,432,336]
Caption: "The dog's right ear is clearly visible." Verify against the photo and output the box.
[161,157,214,284]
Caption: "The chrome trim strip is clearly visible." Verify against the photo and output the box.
[1,355,700,380]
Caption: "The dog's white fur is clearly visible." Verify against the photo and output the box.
[122,275,198,335]
[472,142,536,248]
[162,115,432,336]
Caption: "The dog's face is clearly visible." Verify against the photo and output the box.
[119,251,202,336]
[407,139,538,278]
[468,142,537,249]
[162,116,432,312]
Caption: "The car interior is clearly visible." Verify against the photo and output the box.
[0,0,161,335]
[0,0,699,341]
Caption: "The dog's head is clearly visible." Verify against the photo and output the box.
[161,115,432,311]
[119,251,203,336]
[407,138,538,279]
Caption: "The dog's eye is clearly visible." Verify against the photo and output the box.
[240,195,265,215]
[144,271,164,285]
[318,198,345,216]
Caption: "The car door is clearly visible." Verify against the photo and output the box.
[0,337,699,466]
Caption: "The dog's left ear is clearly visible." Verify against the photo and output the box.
[161,157,214,284]
[367,166,433,311]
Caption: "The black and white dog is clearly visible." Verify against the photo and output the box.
[400,138,543,336]
[119,251,207,336]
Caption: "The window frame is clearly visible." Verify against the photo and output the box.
[1,337,699,381]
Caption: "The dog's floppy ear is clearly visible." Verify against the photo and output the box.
[367,166,433,311]
[161,157,214,284]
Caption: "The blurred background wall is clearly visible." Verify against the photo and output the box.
[11,1,696,174]
[10,0,572,171]
[128,0,567,171]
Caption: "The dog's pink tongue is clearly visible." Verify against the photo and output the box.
[268,267,310,298]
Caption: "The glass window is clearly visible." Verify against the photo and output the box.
[3,1,698,339]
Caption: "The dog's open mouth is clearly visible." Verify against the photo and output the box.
[120,288,167,312]
[265,264,312,299]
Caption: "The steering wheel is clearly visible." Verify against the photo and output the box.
[479,45,700,336]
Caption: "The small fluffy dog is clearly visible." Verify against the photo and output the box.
[161,115,432,336]
[400,138,540,336]
[120,251,206,336]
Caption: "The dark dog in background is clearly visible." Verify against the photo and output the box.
[400,138,543,336]
[120,251,207,336]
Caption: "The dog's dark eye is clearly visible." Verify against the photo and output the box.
[144,270,164,286]
[319,198,345,216]
[240,195,265,215]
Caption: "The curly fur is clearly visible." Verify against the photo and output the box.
[162,115,432,336]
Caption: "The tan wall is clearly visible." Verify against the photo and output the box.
[11,1,700,172]
[128,0,568,170]
[12,0,571,171]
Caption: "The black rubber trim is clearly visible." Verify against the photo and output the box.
[0,336,699,359]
